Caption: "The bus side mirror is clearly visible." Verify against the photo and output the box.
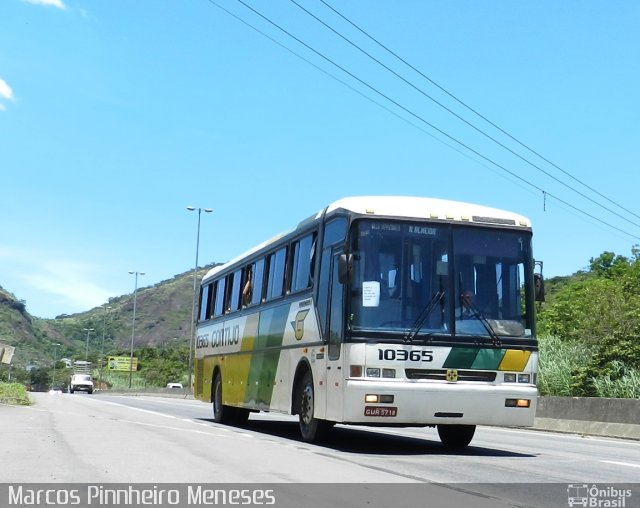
[338,254,352,284]
[534,273,545,302]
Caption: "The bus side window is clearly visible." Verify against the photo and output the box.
[199,283,212,321]
[226,269,242,313]
[213,279,225,317]
[266,247,287,300]
[242,264,253,307]
[251,258,265,305]
[291,232,317,292]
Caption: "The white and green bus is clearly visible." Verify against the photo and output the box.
[194,196,542,447]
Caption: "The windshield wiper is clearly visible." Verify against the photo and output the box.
[404,290,444,343]
[461,299,502,347]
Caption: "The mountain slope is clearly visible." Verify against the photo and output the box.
[0,264,218,368]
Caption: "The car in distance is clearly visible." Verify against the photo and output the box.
[70,374,94,394]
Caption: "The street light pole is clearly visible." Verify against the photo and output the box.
[186,206,212,390]
[52,342,61,388]
[128,271,145,389]
[99,304,111,388]
[83,328,94,362]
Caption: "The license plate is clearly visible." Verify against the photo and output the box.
[364,406,398,417]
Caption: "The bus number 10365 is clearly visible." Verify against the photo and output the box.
[378,349,433,362]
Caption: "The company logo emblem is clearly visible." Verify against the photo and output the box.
[567,484,589,507]
[566,484,632,507]
[446,369,458,382]
[291,310,310,341]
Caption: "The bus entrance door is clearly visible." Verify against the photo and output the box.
[325,251,345,421]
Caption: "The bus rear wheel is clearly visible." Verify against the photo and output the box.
[437,424,476,449]
[212,372,234,424]
[298,371,331,443]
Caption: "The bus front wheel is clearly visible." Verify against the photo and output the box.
[298,371,330,443]
[437,424,476,449]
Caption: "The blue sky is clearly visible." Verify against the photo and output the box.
[1,0,639,319]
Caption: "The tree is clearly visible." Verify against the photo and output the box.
[29,367,52,392]
[538,249,640,396]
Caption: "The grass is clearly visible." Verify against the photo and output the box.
[537,334,587,396]
[538,335,640,398]
[98,370,149,390]
[590,361,640,399]
[0,382,31,405]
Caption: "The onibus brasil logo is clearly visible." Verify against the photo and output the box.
[567,484,632,507]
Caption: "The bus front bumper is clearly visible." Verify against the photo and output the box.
[342,379,537,427]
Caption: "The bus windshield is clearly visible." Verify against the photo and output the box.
[348,220,534,340]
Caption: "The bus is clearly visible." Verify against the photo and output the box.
[194,196,542,448]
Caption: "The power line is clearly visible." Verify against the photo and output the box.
[317,0,640,224]
[288,0,640,231]
[203,0,536,191]
[206,0,640,241]
[203,0,455,150]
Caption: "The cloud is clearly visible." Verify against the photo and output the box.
[0,78,14,106]
[22,0,66,8]
[0,247,116,316]
[24,261,114,310]
[0,78,13,112]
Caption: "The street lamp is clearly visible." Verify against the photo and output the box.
[128,271,145,389]
[83,328,94,362]
[186,206,212,390]
[99,304,111,388]
[52,343,61,388]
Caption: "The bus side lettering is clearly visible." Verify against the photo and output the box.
[211,325,241,348]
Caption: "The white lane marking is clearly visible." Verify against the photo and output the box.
[601,460,640,469]
[86,398,259,439]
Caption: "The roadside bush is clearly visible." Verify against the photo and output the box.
[0,382,31,405]
[590,361,640,398]
[537,249,640,398]
[537,335,587,396]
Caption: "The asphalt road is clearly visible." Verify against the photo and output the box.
[2,392,638,507]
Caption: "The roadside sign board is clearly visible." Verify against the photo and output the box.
[107,356,138,371]
[0,343,15,364]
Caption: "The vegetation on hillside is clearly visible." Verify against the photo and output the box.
[0,265,217,390]
[537,249,640,397]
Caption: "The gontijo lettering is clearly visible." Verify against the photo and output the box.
[196,325,240,349]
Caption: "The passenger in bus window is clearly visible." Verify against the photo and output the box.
[242,267,252,307]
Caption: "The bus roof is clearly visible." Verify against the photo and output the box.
[202,196,531,281]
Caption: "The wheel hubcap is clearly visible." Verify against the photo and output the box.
[302,385,313,424]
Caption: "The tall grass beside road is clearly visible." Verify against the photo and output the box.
[0,382,31,405]
[538,335,640,398]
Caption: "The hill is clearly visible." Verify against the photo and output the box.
[0,286,57,368]
[0,264,219,371]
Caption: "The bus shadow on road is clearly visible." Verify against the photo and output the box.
[197,417,534,457]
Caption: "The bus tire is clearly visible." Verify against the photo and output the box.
[437,424,476,449]
[212,372,234,424]
[298,371,330,443]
